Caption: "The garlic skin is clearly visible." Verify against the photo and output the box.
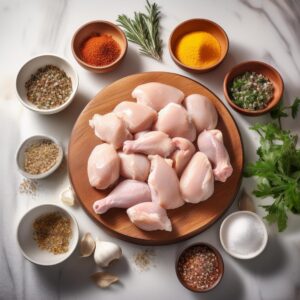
[91,272,119,288]
[60,187,75,206]
[94,240,122,268]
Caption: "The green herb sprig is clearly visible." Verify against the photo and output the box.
[117,1,162,61]
[244,98,300,231]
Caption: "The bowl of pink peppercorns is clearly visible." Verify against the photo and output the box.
[175,242,224,292]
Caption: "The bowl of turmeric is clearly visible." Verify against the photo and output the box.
[169,19,229,73]
[72,20,128,73]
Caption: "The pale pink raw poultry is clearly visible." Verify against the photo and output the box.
[148,155,184,209]
[123,131,174,157]
[93,180,152,214]
[132,82,184,111]
[197,129,233,182]
[113,101,157,133]
[170,137,196,176]
[180,152,214,203]
[154,103,196,141]
[118,152,150,182]
[87,143,120,190]
[127,202,172,232]
[134,130,150,140]
[89,113,132,149]
[184,94,218,132]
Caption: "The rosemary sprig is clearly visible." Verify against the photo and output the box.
[117,0,162,61]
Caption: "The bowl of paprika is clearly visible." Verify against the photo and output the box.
[169,19,229,73]
[72,20,128,73]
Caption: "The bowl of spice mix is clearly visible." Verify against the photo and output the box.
[72,20,127,73]
[16,135,63,179]
[169,19,229,73]
[16,54,78,114]
[223,61,284,116]
[176,243,224,292]
[17,204,79,266]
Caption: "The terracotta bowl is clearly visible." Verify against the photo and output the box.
[223,61,284,116]
[175,243,224,292]
[169,19,229,73]
[71,20,127,73]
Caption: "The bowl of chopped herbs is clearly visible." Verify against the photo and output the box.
[223,61,283,116]
[16,54,78,114]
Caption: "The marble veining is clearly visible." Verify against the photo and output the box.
[0,0,300,300]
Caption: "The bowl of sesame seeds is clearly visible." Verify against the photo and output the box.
[16,54,78,114]
[17,204,79,266]
[16,135,64,179]
[176,243,224,292]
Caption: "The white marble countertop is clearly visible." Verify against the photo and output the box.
[1,0,300,299]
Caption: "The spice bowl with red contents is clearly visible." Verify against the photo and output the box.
[72,20,128,73]
[175,243,224,292]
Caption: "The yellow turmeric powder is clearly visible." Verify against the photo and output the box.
[175,31,221,68]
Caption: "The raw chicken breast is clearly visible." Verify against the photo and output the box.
[134,130,150,140]
[123,131,175,157]
[118,152,150,182]
[113,101,157,133]
[180,152,214,203]
[127,202,172,232]
[89,113,132,149]
[87,143,120,190]
[154,103,196,141]
[93,180,151,214]
[184,94,218,132]
[132,82,184,111]
[170,137,196,176]
[148,155,184,209]
[197,130,233,182]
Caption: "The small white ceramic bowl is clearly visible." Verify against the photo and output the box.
[219,211,268,259]
[16,54,78,114]
[16,135,64,179]
[17,204,79,266]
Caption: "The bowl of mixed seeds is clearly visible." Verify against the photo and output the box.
[17,204,79,266]
[16,54,78,114]
[223,61,283,116]
[16,135,64,179]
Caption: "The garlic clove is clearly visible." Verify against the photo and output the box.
[80,233,96,257]
[238,189,256,212]
[94,240,122,268]
[91,272,119,288]
[60,187,76,206]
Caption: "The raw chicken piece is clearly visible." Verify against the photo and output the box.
[180,152,214,203]
[134,130,150,140]
[87,143,120,190]
[118,152,150,182]
[153,103,196,141]
[89,113,132,149]
[127,202,172,232]
[132,82,184,111]
[93,180,151,214]
[123,131,174,157]
[197,130,233,182]
[170,137,196,176]
[184,94,218,132]
[148,155,184,209]
[113,101,157,133]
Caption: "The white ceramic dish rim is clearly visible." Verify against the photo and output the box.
[16,204,79,266]
[16,134,64,179]
[219,211,268,259]
[15,53,79,114]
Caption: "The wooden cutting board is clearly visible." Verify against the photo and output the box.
[68,72,243,245]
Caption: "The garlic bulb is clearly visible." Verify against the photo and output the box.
[94,240,122,268]
[80,233,96,257]
[60,187,75,206]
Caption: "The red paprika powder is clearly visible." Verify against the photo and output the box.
[80,34,121,66]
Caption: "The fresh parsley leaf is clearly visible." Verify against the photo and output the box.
[291,97,300,119]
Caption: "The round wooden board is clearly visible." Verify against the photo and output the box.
[68,72,244,245]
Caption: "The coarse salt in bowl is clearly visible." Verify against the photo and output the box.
[219,211,268,259]
[16,54,78,115]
